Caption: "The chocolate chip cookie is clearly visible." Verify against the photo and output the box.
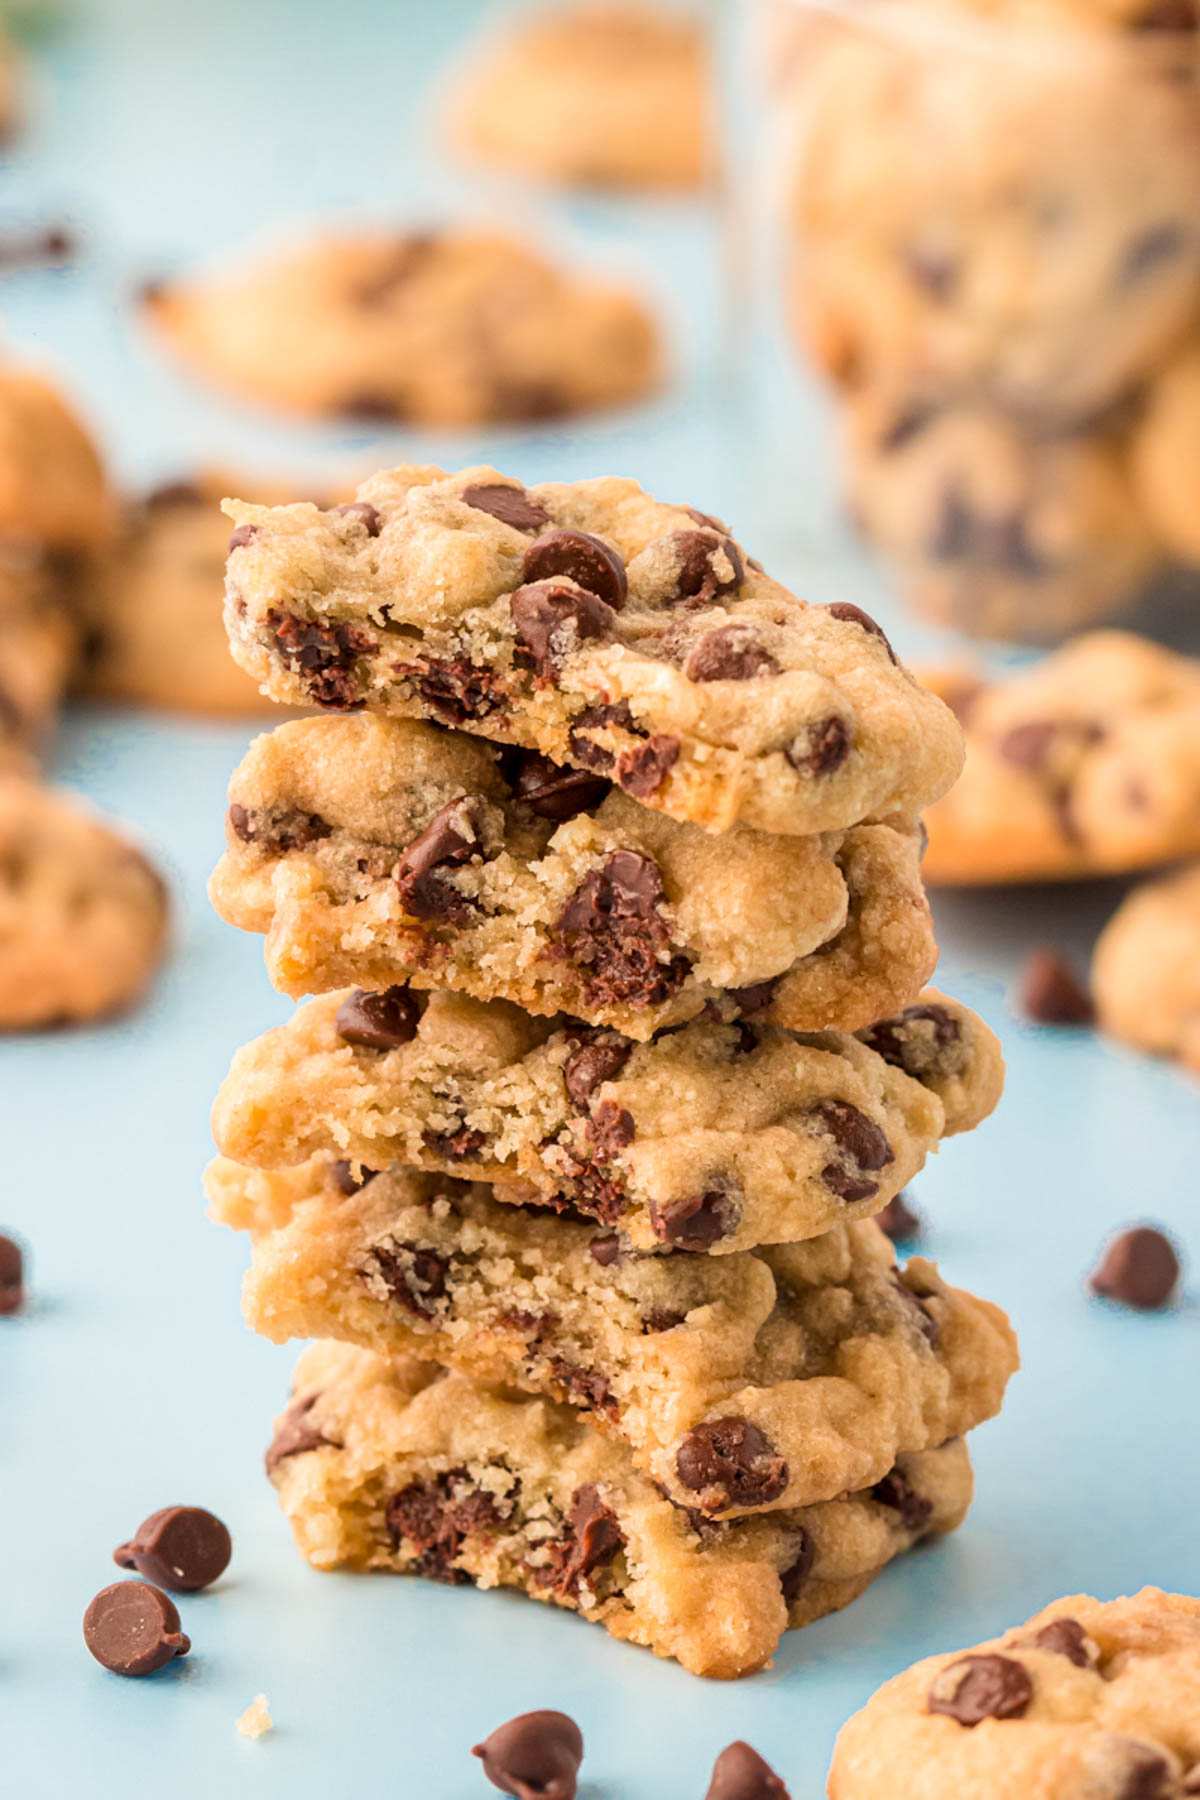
[829,1588,1200,1799]
[210,986,1003,1256]
[210,711,936,1036]
[266,1340,974,1678]
[210,1155,1018,1518]
[1092,860,1200,1072]
[0,362,114,552]
[221,465,964,838]
[0,552,79,771]
[142,229,660,426]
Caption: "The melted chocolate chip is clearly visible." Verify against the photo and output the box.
[397,654,506,725]
[662,529,745,606]
[228,523,259,552]
[331,500,383,536]
[704,1741,791,1800]
[861,1003,964,1080]
[616,732,680,798]
[563,1034,634,1107]
[365,1239,449,1320]
[509,750,610,821]
[927,1653,1033,1726]
[328,1158,377,1195]
[145,479,206,510]
[264,1392,338,1474]
[870,1465,933,1531]
[396,795,488,923]
[809,1101,894,1203]
[650,1186,738,1251]
[684,626,779,682]
[423,1124,487,1162]
[83,1582,191,1677]
[786,714,851,779]
[228,802,333,852]
[874,1193,922,1243]
[534,1484,624,1601]
[568,700,641,773]
[642,1307,687,1334]
[0,1232,24,1314]
[335,985,420,1050]
[547,1359,618,1420]
[1032,1618,1098,1668]
[460,483,549,532]
[779,1531,816,1604]
[825,602,898,663]
[1090,1226,1181,1310]
[589,1098,635,1156]
[675,1418,789,1512]
[509,581,616,675]
[1018,947,1095,1025]
[551,849,688,1009]
[113,1507,232,1593]
[522,529,628,609]
[267,610,375,710]
[387,1468,507,1584]
[473,1711,584,1800]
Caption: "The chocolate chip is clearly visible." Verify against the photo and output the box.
[862,1003,965,1080]
[0,224,76,270]
[616,733,679,798]
[684,626,779,682]
[871,1465,933,1531]
[510,751,610,822]
[83,1582,191,1677]
[460,483,549,532]
[589,1235,622,1267]
[366,1240,449,1320]
[522,529,628,609]
[0,1232,24,1314]
[113,1506,232,1593]
[1090,1226,1181,1310]
[874,1193,922,1242]
[786,714,851,778]
[567,700,640,773]
[328,1158,376,1195]
[473,1711,584,1800]
[331,500,383,536]
[825,601,898,663]
[264,1392,338,1474]
[1018,947,1094,1025]
[650,1185,738,1251]
[342,391,404,421]
[704,1741,791,1800]
[589,1098,635,1156]
[228,523,259,552]
[1032,1618,1098,1668]
[423,1124,487,1162]
[1108,1746,1177,1800]
[228,803,333,852]
[675,1419,789,1512]
[510,581,616,675]
[388,1469,508,1584]
[661,528,745,607]
[534,1484,625,1601]
[564,1034,633,1107]
[779,1531,816,1604]
[727,978,781,1018]
[809,1101,894,1203]
[642,1307,686,1333]
[547,1358,618,1420]
[397,654,506,725]
[1122,223,1186,288]
[396,795,488,923]
[267,609,375,710]
[551,849,688,1009]
[893,1272,940,1348]
[927,1654,1033,1725]
[335,985,420,1050]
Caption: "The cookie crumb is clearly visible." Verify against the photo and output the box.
[1018,947,1095,1025]
[236,1695,273,1738]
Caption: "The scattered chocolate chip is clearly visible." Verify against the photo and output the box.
[927,1653,1033,1726]
[650,1186,738,1251]
[83,1582,190,1678]
[809,1101,894,1203]
[534,1485,624,1601]
[397,654,506,726]
[388,1469,507,1583]
[366,1240,449,1321]
[267,609,375,710]
[264,1392,337,1474]
[113,1506,232,1593]
[551,849,688,1009]
[564,1034,633,1108]
[675,1418,789,1512]
[335,985,421,1050]
[0,224,76,270]
[473,1711,584,1800]
[871,1465,933,1531]
[589,1098,635,1156]
[522,529,628,609]
[825,601,898,663]
[1032,1618,1098,1668]
[779,1530,816,1604]
[228,523,259,552]
[228,802,332,852]
[328,1158,377,1195]
[705,1740,791,1800]
[510,751,610,822]
[1090,1226,1181,1310]
[460,483,549,533]
[396,795,488,923]
[662,529,745,606]
[874,1193,922,1242]
[786,714,851,779]
[510,581,616,675]
[567,700,641,773]
[1018,947,1094,1025]
[332,500,383,536]
[616,732,679,798]
[684,626,779,682]
[0,1232,24,1314]
[588,1235,622,1267]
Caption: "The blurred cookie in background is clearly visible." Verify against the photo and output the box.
[140,228,661,427]
[0,30,21,144]
[0,777,168,1028]
[1131,342,1200,565]
[1092,861,1200,1073]
[919,633,1200,883]
[0,360,115,553]
[447,2,712,191]
[0,550,78,770]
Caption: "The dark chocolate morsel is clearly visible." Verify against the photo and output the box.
[82,1582,191,1677]
[510,751,610,822]
[684,626,779,682]
[472,1710,584,1800]
[704,1740,791,1800]
[113,1506,232,1593]
[509,581,616,675]
[460,483,550,532]
[927,1653,1033,1726]
[779,1530,816,1604]
[331,500,383,536]
[825,601,898,663]
[662,528,745,606]
[522,529,628,609]
[675,1418,789,1512]
[870,1465,933,1531]
[1090,1226,1181,1310]
[1018,947,1094,1025]
[564,1034,634,1107]
[396,794,488,923]
[335,985,421,1050]
[1032,1618,1098,1668]
[227,523,259,552]
[786,714,851,778]
[616,732,679,799]
[809,1100,893,1203]
[551,849,688,1009]
[650,1186,737,1251]
[264,1392,338,1474]
[874,1193,922,1243]
[0,1231,24,1314]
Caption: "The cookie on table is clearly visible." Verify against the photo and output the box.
[1092,861,1200,1072]
[843,392,1160,642]
[447,2,711,191]
[141,229,660,427]
[0,552,79,769]
[210,710,937,1036]
[0,777,168,1028]
[267,1340,974,1678]
[828,1588,1200,1799]
[210,985,1003,1257]
[210,1154,1018,1519]
[0,362,114,552]
[919,633,1200,884]
[222,464,965,839]
[1131,343,1200,564]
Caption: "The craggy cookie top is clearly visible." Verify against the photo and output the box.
[142,230,660,427]
[210,711,936,1036]
[920,633,1200,884]
[268,1340,973,1679]
[0,364,114,552]
[829,1589,1200,1799]
[211,985,1003,1255]
[222,465,964,838]
[1093,861,1200,1072]
[211,1155,1018,1517]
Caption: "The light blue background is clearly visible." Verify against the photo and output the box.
[0,2,1196,1794]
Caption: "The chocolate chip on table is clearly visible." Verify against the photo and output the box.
[786,714,851,779]
[0,1232,24,1314]
[510,751,610,822]
[472,1710,584,1800]
[396,795,488,922]
[1090,1226,1181,1310]
[927,1653,1034,1725]
[684,626,779,682]
[0,224,77,270]
[460,482,550,533]
[675,1418,789,1512]
[113,1506,232,1593]
[522,528,628,609]
[874,1193,922,1242]
[509,581,616,676]
[705,1740,791,1800]
[82,1582,191,1677]
[1018,947,1095,1025]
[663,529,745,606]
[331,500,383,537]
[825,601,898,663]
[335,985,420,1050]
[1032,1617,1099,1668]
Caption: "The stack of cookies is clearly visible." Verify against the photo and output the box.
[206,465,1018,1678]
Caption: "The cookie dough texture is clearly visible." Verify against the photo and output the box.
[222,465,964,839]
[267,1340,974,1678]
[0,778,168,1027]
[448,2,711,191]
[0,363,114,552]
[210,986,1003,1256]
[142,231,660,426]
[919,633,1200,884]
[210,711,936,1036]
[210,1157,1018,1518]
[828,1588,1200,1799]
[1092,861,1200,1071]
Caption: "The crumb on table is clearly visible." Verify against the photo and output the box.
[236,1695,273,1739]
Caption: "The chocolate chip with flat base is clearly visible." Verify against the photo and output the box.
[0,1232,24,1314]
[460,483,549,532]
[1019,947,1095,1025]
[1090,1226,1181,1310]
[522,528,627,609]
[928,1653,1033,1725]
[1031,1617,1099,1668]
[473,1711,584,1800]
[335,986,420,1050]
[83,1582,190,1677]
[113,1506,232,1592]
[705,1741,791,1800]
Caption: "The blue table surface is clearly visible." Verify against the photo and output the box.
[1,2,1197,1794]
